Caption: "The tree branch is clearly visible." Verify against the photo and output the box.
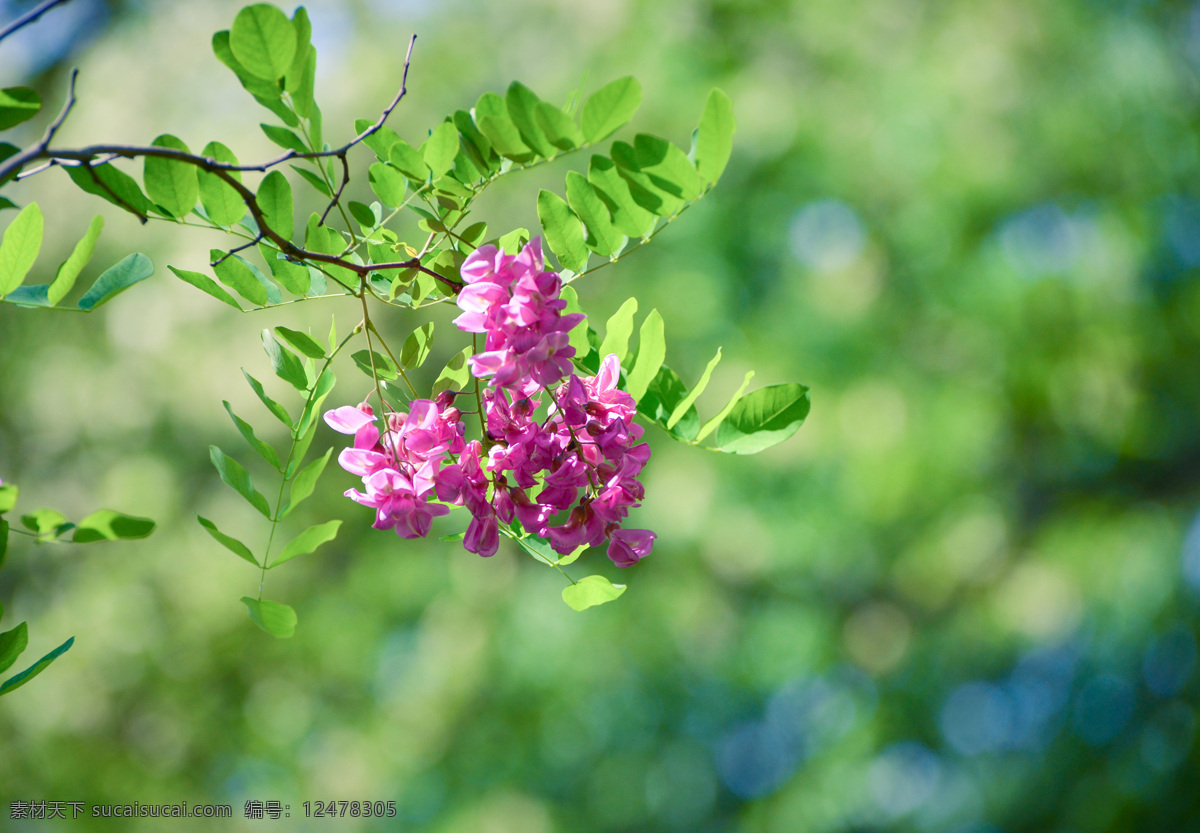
[0,0,74,43]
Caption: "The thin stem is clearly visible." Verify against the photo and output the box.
[257,331,356,598]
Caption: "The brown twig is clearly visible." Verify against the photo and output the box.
[211,233,265,267]
[318,152,350,226]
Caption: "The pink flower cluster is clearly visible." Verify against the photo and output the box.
[325,238,655,568]
[453,238,585,395]
[324,395,465,539]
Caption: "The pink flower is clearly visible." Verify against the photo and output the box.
[607,528,655,567]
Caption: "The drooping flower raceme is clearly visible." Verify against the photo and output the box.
[325,238,655,568]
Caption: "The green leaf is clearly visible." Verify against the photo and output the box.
[0,519,8,570]
[270,519,340,568]
[0,87,40,130]
[0,484,17,513]
[223,401,282,469]
[66,162,154,218]
[639,365,700,441]
[354,119,401,161]
[290,49,317,119]
[714,383,811,454]
[274,326,325,358]
[535,102,585,150]
[77,253,154,311]
[257,245,309,296]
[422,121,460,179]
[475,92,534,161]
[695,88,735,184]
[257,170,294,239]
[598,297,637,363]
[557,543,589,566]
[432,346,473,395]
[348,200,375,228]
[261,329,308,390]
[400,322,434,368]
[612,141,684,216]
[562,575,627,611]
[296,367,335,440]
[197,515,258,566]
[290,163,330,196]
[565,171,624,257]
[230,3,297,81]
[2,284,51,307]
[198,141,245,226]
[626,309,665,401]
[0,197,16,211]
[72,510,156,543]
[695,371,755,443]
[284,7,313,94]
[0,636,73,695]
[351,349,398,381]
[261,123,308,154]
[144,135,199,219]
[0,202,43,298]
[20,508,68,536]
[453,109,499,173]
[243,370,292,427]
[168,265,242,311]
[668,348,722,429]
[368,162,407,207]
[559,286,590,356]
[284,448,332,517]
[48,215,103,306]
[588,156,655,238]
[241,597,296,638]
[209,445,272,518]
[388,140,430,182]
[537,190,588,272]
[506,82,556,157]
[634,133,705,201]
[212,249,268,306]
[212,29,287,107]
[581,76,642,143]
[0,622,28,675]
[0,142,19,187]
[497,228,530,254]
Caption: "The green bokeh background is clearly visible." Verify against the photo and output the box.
[2,0,1200,830]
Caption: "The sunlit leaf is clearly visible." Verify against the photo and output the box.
[581,76,642,143]
[598,297,637,363]
[537,190,588,272]
[283,448,332,517]
[714,383,811,454]
[562,574,627,611]
[0,202,42,298]
[694,88,735,184]
[565,171,624,257]
[400,322,434,368]
[230,3,297,81]
[241,597,296,638]
[209,445,272,518]
[625,309,664,401]
[198,141,245,226]
[270,519,340,568]
[197,515,258,566]
[0,87,40,130]
[48,216,103,306]
[257,170,294,239]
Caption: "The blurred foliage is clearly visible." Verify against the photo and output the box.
[2,0,1200,831]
